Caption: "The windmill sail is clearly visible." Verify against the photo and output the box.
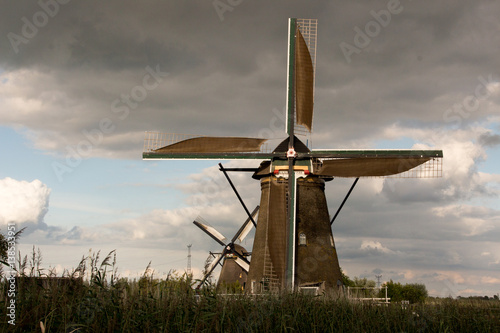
[193,219,227,246]
[144,132,274,160]
[193,214,255,289]
[232,206,259,243]
[155,137,267,153]
[233,256,250,272]
[295,28,314,132]
[316,157,431,177]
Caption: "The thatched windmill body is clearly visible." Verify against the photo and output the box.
[143,18,443,293]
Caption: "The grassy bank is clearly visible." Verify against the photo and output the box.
[1,277,499,332]
[0,249,499,332]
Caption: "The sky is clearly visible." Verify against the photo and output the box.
[1,0,499,297]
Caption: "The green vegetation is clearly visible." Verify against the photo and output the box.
[1,276,499,331]
[383,280,429,304]
[0,245,499,332]
[0,227,25,277]
[341,271,428,304]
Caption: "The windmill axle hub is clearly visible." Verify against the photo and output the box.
[286,148,297,158]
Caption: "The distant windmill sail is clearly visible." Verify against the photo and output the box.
[192,209,257,289]
[294,28,314,132]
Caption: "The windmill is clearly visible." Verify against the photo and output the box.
[143,18,443,293]
[193,206,259,289]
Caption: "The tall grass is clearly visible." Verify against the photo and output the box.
[1,250,499,332]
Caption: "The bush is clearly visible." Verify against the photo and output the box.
[383,280,428,304]
[402,283,428,304]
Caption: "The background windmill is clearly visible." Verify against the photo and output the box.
[193,206,258,289]
[143,18,443,293]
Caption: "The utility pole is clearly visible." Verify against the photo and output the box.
[375,274,382,288]
[187,244,192,275]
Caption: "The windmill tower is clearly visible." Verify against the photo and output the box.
[143,18,443,293]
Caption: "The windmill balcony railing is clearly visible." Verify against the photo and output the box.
[347,286,391,303]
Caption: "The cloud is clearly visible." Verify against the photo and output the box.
[379,125,499,204]
[360,240,395,255]
[432,204,499,237]
[23,161,261,251]
[481,276,500,284]
[478,131,500,147]
[0,177,51,230]
[0,1,498,162]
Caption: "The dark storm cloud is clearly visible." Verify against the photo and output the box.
[1,0,498,157]
[1,1,318,72]
[478,132,500,147]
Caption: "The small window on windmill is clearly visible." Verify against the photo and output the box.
[330,235,334,247]
[299,233,307,246]
[299,286,319,295]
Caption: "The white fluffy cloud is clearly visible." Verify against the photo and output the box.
[379,125,500,204]
[0,177,51,228]
[360,240,395,255]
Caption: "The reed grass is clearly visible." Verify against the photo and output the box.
[1,250,499,332]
